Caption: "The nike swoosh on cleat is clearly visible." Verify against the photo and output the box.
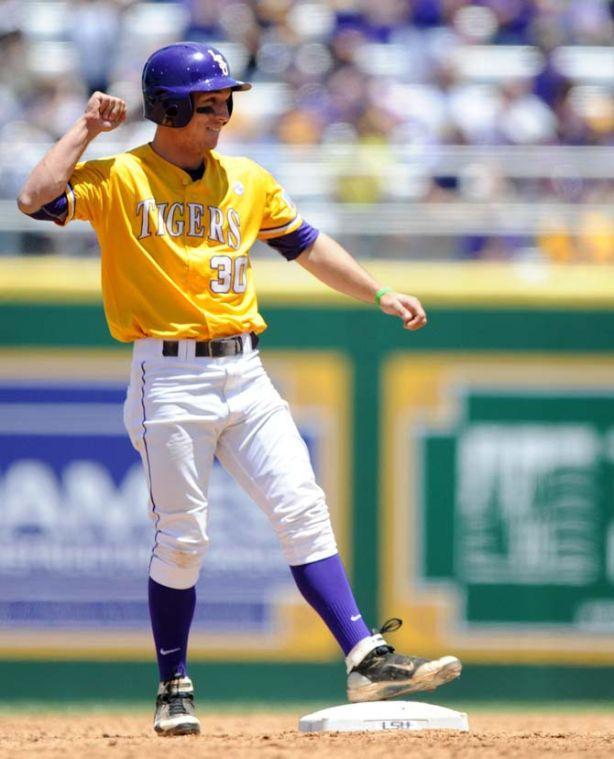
[350,614,362,621]
[160,647,181,655]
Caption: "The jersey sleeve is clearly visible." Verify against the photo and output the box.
[257,168,303,240]
[257,167,318,260]
[64,158,111,225]
[27,193,69,225]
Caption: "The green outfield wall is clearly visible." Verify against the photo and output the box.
[1,259,614,702]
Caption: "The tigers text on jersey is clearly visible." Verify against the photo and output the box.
[63,144,310,342]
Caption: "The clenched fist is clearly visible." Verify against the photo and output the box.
[379,291,428,331]
[84,92,127,135]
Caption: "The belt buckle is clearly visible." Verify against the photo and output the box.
[193,335,244,358]
[208,335,239,358]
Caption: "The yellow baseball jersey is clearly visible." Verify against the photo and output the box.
[63,144,307,342]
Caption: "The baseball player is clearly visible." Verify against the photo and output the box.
[17,43,461,736]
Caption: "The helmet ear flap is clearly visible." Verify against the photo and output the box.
[143,92,193,128]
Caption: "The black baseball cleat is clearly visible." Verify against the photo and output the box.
[347,646,462,702]
[154,675,201,736]
[345,619,462,703]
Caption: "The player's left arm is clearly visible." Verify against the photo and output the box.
[296,232,427,331]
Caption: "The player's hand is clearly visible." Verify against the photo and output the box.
[83,92,127,135]
[379,291,427,331]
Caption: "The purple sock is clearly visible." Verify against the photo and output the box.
[290,554,371,655]
[148,577,196,682]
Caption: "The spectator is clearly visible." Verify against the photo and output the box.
[68,0,123,95]
[0,0,611,263]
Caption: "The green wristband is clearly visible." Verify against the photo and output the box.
[375,286,393,306]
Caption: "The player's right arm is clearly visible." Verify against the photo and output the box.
[16,92,126,216]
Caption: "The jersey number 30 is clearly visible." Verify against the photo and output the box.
[210,255,248,294]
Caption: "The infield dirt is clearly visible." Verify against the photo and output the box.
[1,711,613,758]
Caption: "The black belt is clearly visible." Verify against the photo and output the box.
[162,332,259,358]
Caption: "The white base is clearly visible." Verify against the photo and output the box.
[299,701,469,733]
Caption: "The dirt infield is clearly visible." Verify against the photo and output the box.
[1,710,613,758]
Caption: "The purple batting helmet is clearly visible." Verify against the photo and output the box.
[142,42,251,128]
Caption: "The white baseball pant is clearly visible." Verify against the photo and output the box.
[123,334,338,589]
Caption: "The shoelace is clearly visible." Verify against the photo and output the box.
[370,618,403,657]
[376,618,403,635]
[163,691,193,717]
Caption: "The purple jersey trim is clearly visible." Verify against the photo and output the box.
[27,193,68,224]
[266,220,319,261]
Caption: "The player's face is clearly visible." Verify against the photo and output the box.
[182,89,232,151]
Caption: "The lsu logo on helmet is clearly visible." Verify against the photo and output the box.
[209,50,229,76]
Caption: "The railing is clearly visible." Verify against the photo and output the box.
[1,143,612,258]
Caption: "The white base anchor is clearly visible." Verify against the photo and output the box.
[299,701,469,733]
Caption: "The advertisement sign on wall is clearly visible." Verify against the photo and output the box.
[0,350,350,660]
[382,354,614,664]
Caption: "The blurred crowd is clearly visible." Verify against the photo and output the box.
[0,0,612,261]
